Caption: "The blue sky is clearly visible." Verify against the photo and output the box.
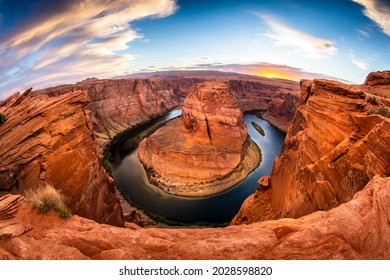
[0,0,389,98]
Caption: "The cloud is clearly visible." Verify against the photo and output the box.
[0,0,177,98]
[258,14,337,59]
[356,28,370,38]
[158,62,349,82]
[348,50,368,69]
[352,0,390,36]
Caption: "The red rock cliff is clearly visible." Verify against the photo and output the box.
[0,90,123,226]
[233,71,390,223]
[33,78,180,148]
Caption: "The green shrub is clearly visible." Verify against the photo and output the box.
[26,184,72,219]
[367,106,390,118]
[367,97,378,105]
[0,112,7,125]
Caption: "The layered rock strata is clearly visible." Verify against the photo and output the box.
[0,176,389,260]
[138,81,259,196]
[233,72,390,223]
[228,79,301,132]
[0,90,123,226]
[33,79,180,148]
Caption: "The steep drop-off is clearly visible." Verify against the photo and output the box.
[138,81,259,196]
[33,79,180,148]
[228,79,301,132]
[1,176,389,259]
[0,90,123,226]
[233,71,390,224]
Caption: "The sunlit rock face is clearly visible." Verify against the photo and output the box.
[0,90,123,226]
[228,79,301,132]
[1,176,389,260]
[33,78,180,149]
[138,81,249,193]
[233,71,390,224]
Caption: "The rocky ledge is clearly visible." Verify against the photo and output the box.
[138,81,260,196]
[0,175,389,259]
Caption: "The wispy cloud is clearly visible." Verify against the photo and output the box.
[348,50,368,69]
[165,62,349,82]
[356,28,370,38]
[352,0,390,36]
[0,0,177,98]
[257,14,337,59]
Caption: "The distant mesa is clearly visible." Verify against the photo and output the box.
[138,81,260,196]
[77,77,100,83]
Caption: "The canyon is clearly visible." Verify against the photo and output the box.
[0,70,389,259]
[138,81,258,196]
[232,71,390,224]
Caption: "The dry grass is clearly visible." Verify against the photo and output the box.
[26,184,71,219]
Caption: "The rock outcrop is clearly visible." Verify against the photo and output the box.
[228,79,301,132]
[1,176,389,259]
[233,72,390,224]
[138,81,258,196]
[33,79,180,148]
[0,90,123,226]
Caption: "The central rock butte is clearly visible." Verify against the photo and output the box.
[138,81,260,196]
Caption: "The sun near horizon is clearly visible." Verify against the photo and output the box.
[255,70,300,81]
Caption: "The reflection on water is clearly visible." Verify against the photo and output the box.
[113,110,285,225]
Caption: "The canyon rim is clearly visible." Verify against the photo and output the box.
[0,0,390,263]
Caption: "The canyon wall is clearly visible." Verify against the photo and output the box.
[1,175,389,259]
[33,79,180,148]
[233,71,390,224]
[0,90,123,226]
[228,79,301,132]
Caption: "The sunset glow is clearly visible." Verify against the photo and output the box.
[256,71,299,81]
[0,0,389,97]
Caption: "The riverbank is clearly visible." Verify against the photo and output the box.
[145,139,261,197]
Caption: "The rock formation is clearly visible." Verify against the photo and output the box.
[33,78,180,148]
[233,72,390,224]
[0,90,123,226]
[0,176,389,259]
[228,79,301,132]
[138,81,259,196]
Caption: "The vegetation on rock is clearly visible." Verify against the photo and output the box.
[367,96,378,105]
[367,106,390,118]
[0,112,7,125]
[26,184,71,219]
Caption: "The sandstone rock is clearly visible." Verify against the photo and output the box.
[364,70,390,87]
[0,91,123,226]
[233,74,390,223]
[1,176,389,259]
[364,70,390,99]
[33,79,180,148]
[257,176,269,189]
[138,81,254,195]
[228,79,301,132]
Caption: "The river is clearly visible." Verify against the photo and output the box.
[112,110,285,225]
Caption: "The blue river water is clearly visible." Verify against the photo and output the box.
[113,110,285,225]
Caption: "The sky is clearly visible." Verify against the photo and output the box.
[0,0,389,98]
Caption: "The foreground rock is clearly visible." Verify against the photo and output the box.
[0,90,123,226]
[233,71,390,223]
[138,81,259,196]
[0,176,388,260]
